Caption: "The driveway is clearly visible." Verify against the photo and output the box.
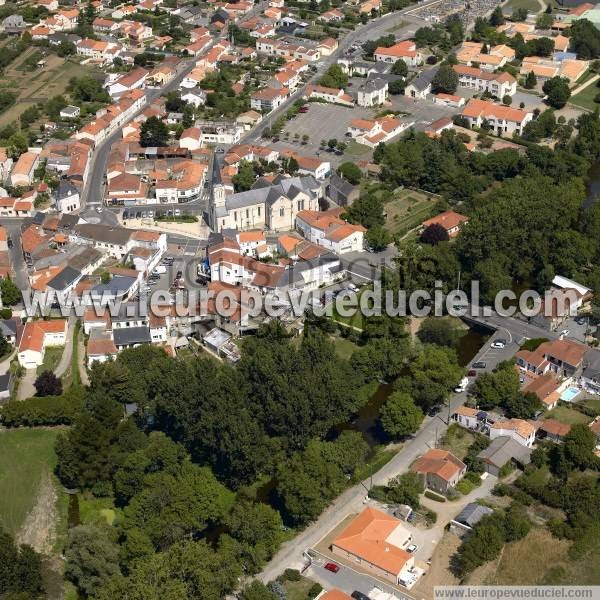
[17,368,36,401]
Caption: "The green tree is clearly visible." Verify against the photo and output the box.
[34,370,63,397]
[536,13,553,29]
[319,64,348,89]
[391,59,408,77]
[542,77,571,109]
[140,116,170,147]
[431,64,459,94]
[380,392,424,439]
[389,79,405,95]
[0,529,44,598]
[489,6,505,26]
[232,160,257,192]
[241,581,278,600]
[417,317,460,347]
[384,472,424,507]
[337,162,362,185]
[524,70,537,89]
[0,276,22,306]
[65,524,121,597]
[366,224,391,251]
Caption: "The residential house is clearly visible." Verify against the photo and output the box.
[461,99,533,135]
[303,84,353,106]
[17,319,68,369]
[279,151,331,180]
[10,151,40,187]
[522,372,561,410]
[54,181,80,213]
[477,435,532,476]
[411,448,466,493]
[105,67,148,99]
[516,339,587,379]
[250,86,289,112]
[450,503,494,536]
[347,116,409,148]
[326,171,359,207]
[404,67,438,99]
[296,208,366,254]
[357,78,388,107]
[106,173,149,205]
[421,210,469,238]
[0,147,13,184]
[490,418,536,447]
[374,41,422,66]
[452,405,482,430]
[87,329,118,365]
[236,109,262,130]
[60,105,81,119]
[331,507,415,585]
[537,419,571,443]
[454,64,517,97]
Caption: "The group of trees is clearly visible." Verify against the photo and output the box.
[319,64,348,89]
[413,14,464,51]
[0,529,44,599]
[470,361,542,419]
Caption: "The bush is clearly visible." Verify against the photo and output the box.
[455,479,475,495]
[308,583,323,599]
[280,569,301,582]
[424,509,437,525]
[510,488,534,506]
[465,471,483,486]
[424,490,446,502]
[492,483,510,496]
[520,337,549,351]
[0,308,12,319]
[498,461,514,478]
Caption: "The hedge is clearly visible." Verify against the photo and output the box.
[0,386,85,427]
[424,490,446,502]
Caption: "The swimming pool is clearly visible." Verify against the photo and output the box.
[561,387,581,402]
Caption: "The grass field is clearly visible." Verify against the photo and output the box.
[440,423,475,460]
[343,140,372,159]
[282,575,318,600]
[384,189,437,237]
[37,346,65,375]
[582,398,600,413]
[503,0,543,13]
[569,81,599,112]
[332,289,366,330]
[468,526,600,585]
[0,429,59,535]
[546,405,591,425]
[0,51,92,128]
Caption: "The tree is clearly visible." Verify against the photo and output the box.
[343,192,385,229]
[337,162,362,185]
[140,116,169,147]
[391,59,408,77]
[389,79,405,95]
[366,225,391,251]
[536,13,553,29]
[431,64,459,94]
[65,524,121,597]
[563,424,598,470]
[380,392,424,439]
[569,18,600,59]
[232,160,256,192]
[34,370,63,397]
[489,6,505,26]
[241,581,278,600]
[0,529,44,598]
[502,94,512,106]
[542,76,571,109]
[383,472,424,507]
[0,333,9,358]
[417,317,460,347]
[471,364,520,411]
[420,223,449,244]
[319,64,348,89]
[513,7,528,21]
[0,276,21,305]
[524,70,537,89]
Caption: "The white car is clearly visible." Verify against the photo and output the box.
[346,283,358,292]
[560,329,570,337]
[96,206,103,213]
[490,341,506,349]
[406,543,418,553]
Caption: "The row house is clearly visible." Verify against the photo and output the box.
[105,66,148,98]
[106,173,149,205]
[255,38,321,62]
[0,197,34,218]
[92,17,119,34]
[490,418,536,448]
[461,99,533,135]
[456,41,514,71]
[10,150,40,187]
[76,38,123,64]
[453,64,517,97]
[154,160,207,204]
[516,339,588,380]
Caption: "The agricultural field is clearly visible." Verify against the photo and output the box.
[0,49,94,128]
[384,188,437,237]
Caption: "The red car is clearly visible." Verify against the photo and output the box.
[324,562,340,573]
[467,369,477,377]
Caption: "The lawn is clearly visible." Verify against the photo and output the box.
[384,189,437,237]
[582,397,600,413]
[503,0,543,12]
[37,346,65,375]
[0,428,59,535]
[343,140,372,159]
[0,52,96,128]
[546,405,591,425]
[331,289,365,331]
[282,575,319,600]
[569,81,599,112]
[79,495,117,526]
[439,423,476,460]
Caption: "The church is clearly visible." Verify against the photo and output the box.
[209,158,322,232]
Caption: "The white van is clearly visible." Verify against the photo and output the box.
[454,377,469,393]
[153,265,167,274]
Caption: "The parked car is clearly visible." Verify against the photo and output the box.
[153,266,167,274]
[346,282,358,292]
[406,543,418,553]
[560,329,570,337]
[472,361,487,369]
[96,206,103,213]
[427,405,441,416]
[454,377,469,393]
[351,592,370,600]
[490,340,506,349]
[324,562,340,573]
[467,369,477,377]
[575,316,586,325]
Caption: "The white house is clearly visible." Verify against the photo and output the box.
[357,78,388,107]
[490,419,536,448]
[18,319,68,369]
[452,405,480,430]
[461,99,533,135]
[295,208,366,254]
[54,180,80,213]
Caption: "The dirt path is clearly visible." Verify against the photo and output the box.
[78,338,90,386]
[16,470,58,555]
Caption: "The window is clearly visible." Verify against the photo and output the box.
[257,206,261,216]
[279,207,284,217]
[246,209,249,219]
[234,211,237,222]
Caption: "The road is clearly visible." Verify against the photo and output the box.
[257,312,555,584]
